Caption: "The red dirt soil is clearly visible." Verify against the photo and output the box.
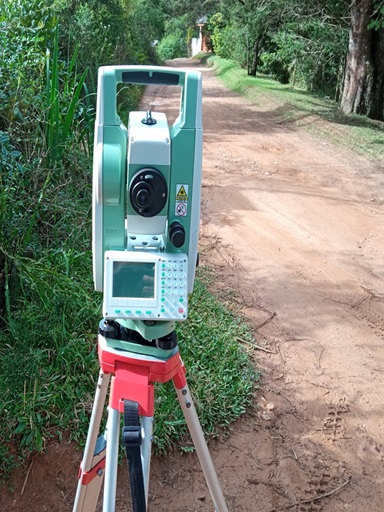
[2,59,384,511]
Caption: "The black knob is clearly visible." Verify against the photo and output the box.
[156,331,177,350]
[169,221,185,248]
[99,319,119,339]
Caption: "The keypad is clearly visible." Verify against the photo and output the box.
[158,257,187,319]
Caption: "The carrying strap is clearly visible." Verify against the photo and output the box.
[122,400,146,512]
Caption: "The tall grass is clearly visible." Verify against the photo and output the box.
[0,262,258,478]
[45,24,93,165]
[0,18,100,478]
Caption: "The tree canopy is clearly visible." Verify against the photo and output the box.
[193,0,384,120]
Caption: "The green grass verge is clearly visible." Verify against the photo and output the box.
[1,53,258,481]
[207,55,384,160]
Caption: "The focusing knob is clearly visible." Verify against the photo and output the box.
[169,221,185,248]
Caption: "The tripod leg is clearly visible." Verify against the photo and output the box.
[140,416,153,506]
[103,408,152,511]
[103,407,120,512]
[174,382,229,512]
[73,371,111,512]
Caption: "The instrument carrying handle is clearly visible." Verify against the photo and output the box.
[97,65,201,129]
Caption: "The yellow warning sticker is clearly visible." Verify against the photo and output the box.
[176,184,189,201]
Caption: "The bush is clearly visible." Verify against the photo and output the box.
[156,34,187,60]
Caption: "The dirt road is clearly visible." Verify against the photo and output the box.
[140,59,384,511]
[3,59,384,512]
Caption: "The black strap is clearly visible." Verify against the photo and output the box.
[122,400,146,512]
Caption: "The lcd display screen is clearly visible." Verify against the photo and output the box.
[112,261,155,299]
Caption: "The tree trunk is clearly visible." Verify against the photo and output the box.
[366,29,384,119]
[341,0,384,120]
[292,57,298,88]
[340,0,373,116]
[249,39,260,76]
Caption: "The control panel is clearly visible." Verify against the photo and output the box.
[103,250,188,321]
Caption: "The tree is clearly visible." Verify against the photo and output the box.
[341,0,384,120]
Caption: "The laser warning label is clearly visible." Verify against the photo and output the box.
[176,184,189,202]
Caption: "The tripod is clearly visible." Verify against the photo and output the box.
[73,321,229,512]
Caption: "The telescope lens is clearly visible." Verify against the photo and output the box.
[129,168,167,217]
[136,187,152,208]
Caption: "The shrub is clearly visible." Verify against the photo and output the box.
[156,34,187,60]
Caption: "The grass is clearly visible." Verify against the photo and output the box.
[206,55,384,160]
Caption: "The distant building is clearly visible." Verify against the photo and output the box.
[191,16,210,56]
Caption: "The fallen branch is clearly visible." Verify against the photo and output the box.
[255,312,276,330]
[237,337,276,354]
[20,459,34,495]
[268,477,350,511]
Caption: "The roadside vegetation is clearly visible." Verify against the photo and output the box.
[0,1,257,480]
[206,55,384,159]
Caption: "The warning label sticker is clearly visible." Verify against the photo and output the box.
[175,202,187,216]
[176,184,189,202]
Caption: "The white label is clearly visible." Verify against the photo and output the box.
[175,202,188,216]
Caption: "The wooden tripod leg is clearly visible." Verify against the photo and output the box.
[73,371,111,512]
[174,377,229,512]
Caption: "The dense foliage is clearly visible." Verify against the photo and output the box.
[154,0,384,119]
[0,0,132,476]
[204,1,350,99]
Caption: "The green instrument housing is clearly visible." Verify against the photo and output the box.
[92,65,202,345]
